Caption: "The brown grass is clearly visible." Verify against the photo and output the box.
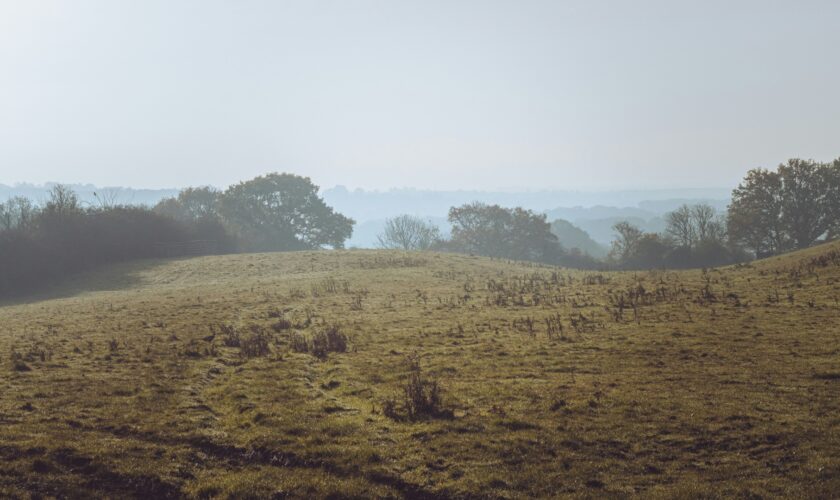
[1,244,839,498]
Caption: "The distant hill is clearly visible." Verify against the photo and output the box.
[571,216,668,245]
[322,186,730,223]
[0,183,179,207]
[543,199,731,245]
[325,187,729,247]
[549,219,608,258]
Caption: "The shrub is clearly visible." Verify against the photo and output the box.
[219,324,240,347]
[311,326,348,359]
[382,397,399,420]
[10,351,31,372]
[240,327,271,358]
[291,325,348,359]
[384,354,453,421]
[0,190,235,298]
[290,332,309,353]
[271,319,292,332]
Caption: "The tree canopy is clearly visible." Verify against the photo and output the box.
[219,173,354,251]
[447,202,562,263]
[154,187,221,222]
[153,173,355,251]
[728,158,839,255]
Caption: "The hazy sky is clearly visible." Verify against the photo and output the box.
[1,1,838,191]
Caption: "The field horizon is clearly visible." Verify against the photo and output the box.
[2,244,839,498]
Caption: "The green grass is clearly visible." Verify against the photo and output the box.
[1,245,839,498]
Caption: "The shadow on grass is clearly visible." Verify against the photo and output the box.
[0,257,182,307]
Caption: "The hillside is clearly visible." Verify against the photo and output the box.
[549,219,607,258]
[1,244,839,498]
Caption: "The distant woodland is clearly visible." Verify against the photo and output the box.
[1,158,838,297]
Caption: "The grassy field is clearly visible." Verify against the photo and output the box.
[1,243,839,498]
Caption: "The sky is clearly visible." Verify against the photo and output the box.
[0,0,838,191]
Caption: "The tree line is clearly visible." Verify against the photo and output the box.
[607,157,840,269]
[377,157,840,269]
[607,204,738,269]
[377,203,601,268]
[1,157,837,297]
[0,173,352,297]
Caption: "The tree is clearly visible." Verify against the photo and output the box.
[665,205,696,248]
[706,214,727,245]
[219,173,354,251]
[0,197,35,231]
[447,202,562,263]
[447,203,510,258]
[610,222,682,269]
[507,207,563,262]
[154,187,221,222]
[727,168,787,256]
[828,158,840,240]
[377,215,440,250]
[0,194,235,297]
[778,158,833,249]
[609,221,643,263]
[632,233,670,268]
[691,204,717,242]
[692,238,732,267]
[44,184,81,218]
[663,203,730,267]
[92,188,122,209]
[727,158,838,256]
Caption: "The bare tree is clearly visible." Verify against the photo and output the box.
[609,221,643,263]
[691,204,717,241]
[377,215,441,251]
[0,197,35,231]
[707,215,727,244]
[45,184,81,217]
[666,205,696,248]
[93,188,122,209]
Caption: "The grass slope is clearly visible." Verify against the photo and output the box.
[1,244,839,498]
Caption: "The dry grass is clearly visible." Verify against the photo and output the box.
[1,244,839,498]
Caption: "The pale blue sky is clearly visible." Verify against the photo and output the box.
[1,0,838,190]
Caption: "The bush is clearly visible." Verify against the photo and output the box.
[311,326,348,359]
[240,326,271,358]
[290,332,309,353]
[271,319,293,332]
[219,324,240,347]
[9,351,31,372]
[291,326,348,359]
[0,187,236,298]
[384,354,453,421]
